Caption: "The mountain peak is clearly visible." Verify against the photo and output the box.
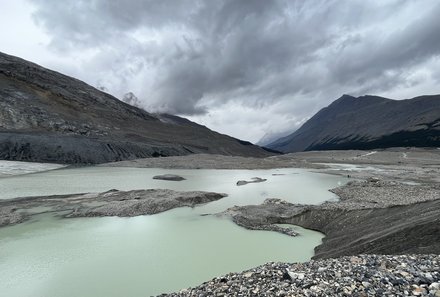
[327,94,357,107]
[332,94,390,105]
[340,94,355,100]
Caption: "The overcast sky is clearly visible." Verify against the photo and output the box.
[1,0,440,143]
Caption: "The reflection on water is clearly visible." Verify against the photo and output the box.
[0,166,346,297]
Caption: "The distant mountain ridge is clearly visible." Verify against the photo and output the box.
[257,130,291,147]
[267,94,440,152]
[0,52,270,164]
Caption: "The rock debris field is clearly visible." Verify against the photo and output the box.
[160,254,440,297]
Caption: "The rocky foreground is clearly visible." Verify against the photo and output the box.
[0,189,226,227]
[160,254,440,297]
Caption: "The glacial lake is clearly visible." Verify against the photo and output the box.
[0,165,346,296]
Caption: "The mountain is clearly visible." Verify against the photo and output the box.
[267,94,440,152]
[0,52,271,164]
[256,130,291,147]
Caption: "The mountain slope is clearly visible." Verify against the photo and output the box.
[256,130,291,147]
[0,52,270,164]
[267,94,440,152]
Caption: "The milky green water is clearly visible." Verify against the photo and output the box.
[0,166,346,296]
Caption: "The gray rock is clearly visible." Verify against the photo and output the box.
[153,174,186,181]
[430,282,440,290]
[0,189,227,227]
[236,177,267,186]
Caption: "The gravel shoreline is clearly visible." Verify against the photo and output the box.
[160,254,440,296]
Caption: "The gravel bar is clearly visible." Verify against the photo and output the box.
[159,254,440,297]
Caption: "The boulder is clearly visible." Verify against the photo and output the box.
[153,174,186,181]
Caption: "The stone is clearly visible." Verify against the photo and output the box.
[412,286,426,296]
[153,174,186,181]
[430,282,440,290]
[286,270,305,281]
[362,281,370,288]
[236,177,267,186]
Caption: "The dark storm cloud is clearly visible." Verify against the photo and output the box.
[329,2,440,87]
[31,0,196,48]
[29,0,440,140]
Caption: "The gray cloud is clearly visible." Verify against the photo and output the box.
[27,0,440,141]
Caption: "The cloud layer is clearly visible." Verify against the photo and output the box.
[18,0,440,141]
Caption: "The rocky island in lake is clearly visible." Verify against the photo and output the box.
[0,189,226,228]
